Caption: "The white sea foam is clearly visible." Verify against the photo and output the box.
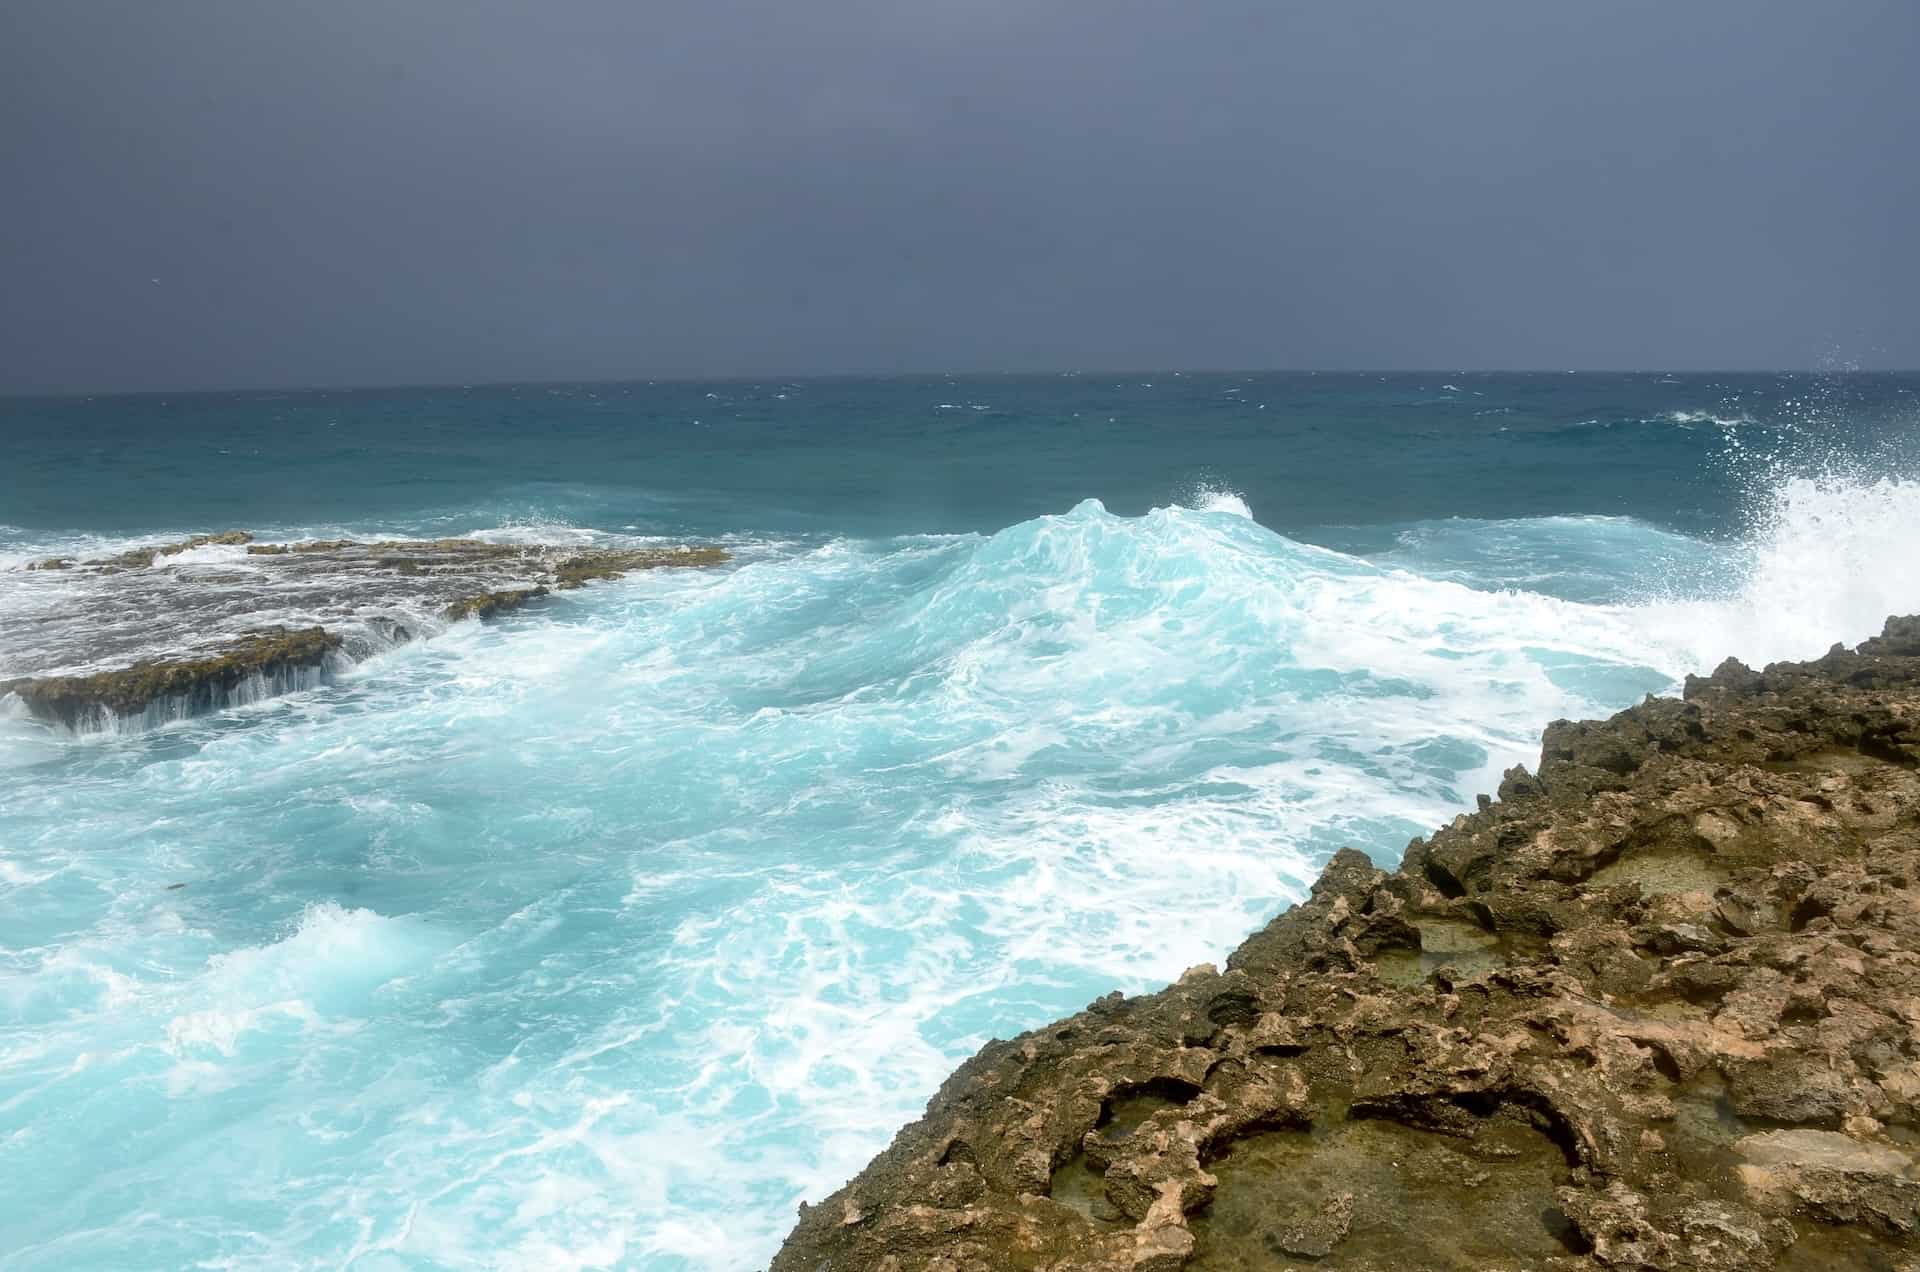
[1636,471,1920,668]
[3,462,1918,1270]
[1666,409,1757,428]
[1194,489,1254,518]
[148,541,253,568]
[1179,482,1254,519]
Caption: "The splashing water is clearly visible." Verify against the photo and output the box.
[2,389,1918,1268]
[1633,468,1920,671]
[1183,483,1255,519]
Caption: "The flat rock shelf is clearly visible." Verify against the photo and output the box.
[0,531,729,729]
[775,617,1920,1272]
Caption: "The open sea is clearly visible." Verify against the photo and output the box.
[2,371,1918,1269]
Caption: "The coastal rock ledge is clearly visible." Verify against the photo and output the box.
[775,617,1920,1272]
[0,533,729,729]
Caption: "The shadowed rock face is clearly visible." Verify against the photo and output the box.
[773,616,1920,1272]
[1,627,344,729]
[0,533,729,727]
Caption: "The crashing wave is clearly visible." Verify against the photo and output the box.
[4,463,1919,1268]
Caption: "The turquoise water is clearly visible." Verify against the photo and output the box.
[2,373,1918,1268]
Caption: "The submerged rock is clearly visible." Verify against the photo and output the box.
[773,615,1920,1272]
[2,531,731,727]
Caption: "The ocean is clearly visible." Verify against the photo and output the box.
[2,371,1917,1269]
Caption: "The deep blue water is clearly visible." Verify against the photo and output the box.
[5,371,1914,546]
[1,373,1916,1269]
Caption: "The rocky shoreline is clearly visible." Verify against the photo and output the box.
[775,617,1920,1271]
[0,531,728,729]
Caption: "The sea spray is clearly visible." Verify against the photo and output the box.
[1634,409,1920,669]
[0,506,1691,1264]
[4,373,1920,1270]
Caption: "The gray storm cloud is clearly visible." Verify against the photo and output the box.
[2,0,1915,392]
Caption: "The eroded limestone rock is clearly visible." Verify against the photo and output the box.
[773,616,1920,1271]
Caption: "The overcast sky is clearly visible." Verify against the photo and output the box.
[3,0,1915,392]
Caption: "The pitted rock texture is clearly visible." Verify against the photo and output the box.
[773,616,1920,1272]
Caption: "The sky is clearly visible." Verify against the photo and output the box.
[2,0,1916,393]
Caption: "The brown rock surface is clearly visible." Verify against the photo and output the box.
[774,616,1920,1272]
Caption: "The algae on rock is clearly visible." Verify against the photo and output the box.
[552,546,732,589]
[442,587,550,621]
[2,627,343,727]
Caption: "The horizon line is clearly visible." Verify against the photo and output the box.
[5,365,1916,403]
